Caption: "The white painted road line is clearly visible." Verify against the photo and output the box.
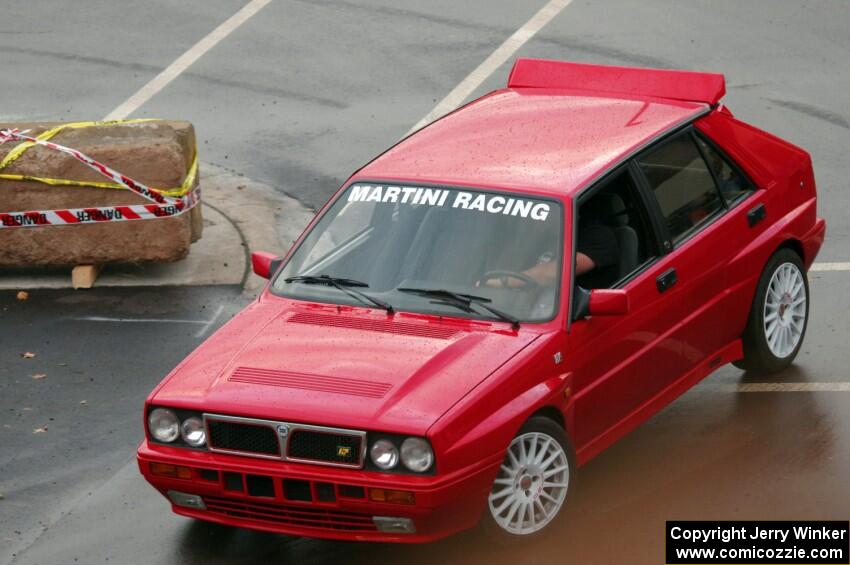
[72,316,207,324]
[194,305,225,337]
[735,382,850,392]
[711,382,850,392]
[407,0,573,135]
[103,0,272,121]
[72,307,226,337]
[810,262,850,272]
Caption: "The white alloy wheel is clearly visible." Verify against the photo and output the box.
[487,431,570,536]
[763,262,807,358]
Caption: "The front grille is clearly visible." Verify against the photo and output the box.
[287,429,363,467]
[208,420,279,456]
[203,496,377,532]
[204,414,366,468]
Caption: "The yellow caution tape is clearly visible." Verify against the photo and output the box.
[0,119,197,197]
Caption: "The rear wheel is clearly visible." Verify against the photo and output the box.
[481,416,573,544]
[735,248,809,373]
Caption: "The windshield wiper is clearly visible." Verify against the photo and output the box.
[285,275,394,314]
[397,287,519,329]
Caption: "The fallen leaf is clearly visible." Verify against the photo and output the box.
[33,427,48,434]
[21,352,35,359]
[16,291,28,301]
[79,400,87,405]
[31,373,47,380]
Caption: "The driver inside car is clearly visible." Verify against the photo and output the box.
[483,201,619,290]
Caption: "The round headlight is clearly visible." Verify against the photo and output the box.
[401,437,434,472]
[180,417,206,447]
[370,439,399,470]
[148,408,179,443]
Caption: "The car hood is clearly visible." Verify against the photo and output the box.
[152,301,540,435]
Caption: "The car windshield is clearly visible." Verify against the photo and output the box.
[273,183,564,322]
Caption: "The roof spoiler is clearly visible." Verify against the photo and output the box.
[507,59,725,106]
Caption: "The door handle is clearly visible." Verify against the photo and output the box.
[747,203,766,227]
[656,268,677,293]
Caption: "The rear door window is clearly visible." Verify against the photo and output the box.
[636,132,723,243]
[695,135,754,204]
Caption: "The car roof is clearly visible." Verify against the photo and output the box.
[355,87,708,198]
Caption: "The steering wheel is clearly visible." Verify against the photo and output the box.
[480,270,540,290]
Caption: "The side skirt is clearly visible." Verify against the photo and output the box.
[576,339,743,466]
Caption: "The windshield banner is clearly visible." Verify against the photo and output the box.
[347,184,551,222]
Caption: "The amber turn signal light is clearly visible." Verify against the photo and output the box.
[369,488,415,505]
[150,462,192,479]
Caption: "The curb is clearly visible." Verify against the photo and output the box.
[200,162,315,296]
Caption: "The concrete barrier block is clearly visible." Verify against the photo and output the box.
[0,120,201,267]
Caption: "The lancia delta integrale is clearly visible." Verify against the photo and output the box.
[138,59,826,542]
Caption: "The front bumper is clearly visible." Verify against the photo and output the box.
[137,442,500,543]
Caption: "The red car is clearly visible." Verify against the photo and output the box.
[138,59,825,543]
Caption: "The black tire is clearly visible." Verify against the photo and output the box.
[734,248,809,374]
[479,416,575,545]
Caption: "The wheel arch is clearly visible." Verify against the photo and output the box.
[528,405,566,429]
[432,376,571,477]
[776,238,804,263]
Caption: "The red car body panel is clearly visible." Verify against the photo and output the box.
[356,88,706,197]
[138,59,825,542]
[150,301,541,435]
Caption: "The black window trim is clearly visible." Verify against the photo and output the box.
[691,130,729,208]
[692,128,757,210]
[567,114,759,327]
[573,162,666,291]
[631,125,741,250]
[566,107,711,330]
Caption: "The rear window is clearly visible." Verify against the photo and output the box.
[637,133,723,243]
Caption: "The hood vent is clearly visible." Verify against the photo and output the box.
[229,367,393,399]
[288,311,459,340]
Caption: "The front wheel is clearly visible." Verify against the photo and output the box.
[735,248,809,373]
[481,416,573,543]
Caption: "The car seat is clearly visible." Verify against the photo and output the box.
[599,193,639,279]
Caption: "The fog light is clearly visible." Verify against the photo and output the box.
[369,488,415,505]
[150,462,192,479]
[373,516,416,533]
[167,490,206,510]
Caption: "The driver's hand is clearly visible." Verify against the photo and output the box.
[477,277,521,288]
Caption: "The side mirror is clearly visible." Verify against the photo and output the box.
[589,289,629,316]
[572,286,629,320]
[251,251,282,279]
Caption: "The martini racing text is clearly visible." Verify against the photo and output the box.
[348,184,551,221]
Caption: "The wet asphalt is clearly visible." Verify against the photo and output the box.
[2,1,850,564]
[2,274,849,565]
